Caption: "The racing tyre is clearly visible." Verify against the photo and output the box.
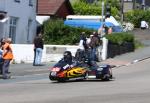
[102,74,110,81]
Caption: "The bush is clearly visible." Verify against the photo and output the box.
[42,19,135,46]
[72,0,120,17]
[42,19,94,45]
[106,32,135,58]
[72,1,101,15]
[124,10,150,28]
[105,32,134,45]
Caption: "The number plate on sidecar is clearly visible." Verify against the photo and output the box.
[51,72,57,76]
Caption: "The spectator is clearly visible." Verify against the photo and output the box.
[0,45,3,75]
[89,31,101,61]
[108,26,113,34]
[2,38,13,79]
[33,33,44,66]
[76,32,88,62]
[86,34,93,47]
[98,24,105,36]
[98,24,109,36]
[78,32,88,51]
[140,20,149,30]
[0,38,5,75]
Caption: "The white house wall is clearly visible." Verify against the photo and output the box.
[0,0,37,44]
[0,0,5,11]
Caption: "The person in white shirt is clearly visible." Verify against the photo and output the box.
[141,20,149,29]
[78,32,87,50]
[75,32,87,62]
[86,34,93,46]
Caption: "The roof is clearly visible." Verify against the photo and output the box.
[37,0,74,17]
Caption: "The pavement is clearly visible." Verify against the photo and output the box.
[101,46,150,67]
[101,28,150,67]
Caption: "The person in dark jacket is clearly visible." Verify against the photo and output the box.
[33,33,44,66]
[89,31,101,61]
[0,45,3,74]
[0,38,4,74]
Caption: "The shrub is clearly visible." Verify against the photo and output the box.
[72,1,101,15]
[72,0,120,17]
[105,32,134,45]
[124,10,150,28]
[42,19,94,45]
[106,32,135,58]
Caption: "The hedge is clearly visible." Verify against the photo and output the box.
[105,32,134,45]
[124,10,150,28]
[105,32,135,58]
[42,19,94,45]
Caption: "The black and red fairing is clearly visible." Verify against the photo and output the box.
[49,64,86,79]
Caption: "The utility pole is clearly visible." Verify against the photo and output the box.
[133,0,136,9]
[101,1,104,22]
[120,0,124,24]
[142,0,145,10]
[100,0,109,61]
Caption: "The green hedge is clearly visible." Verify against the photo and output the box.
[72,1,101,15]
[42,19,135,46]
[105,32,134,45]
[106,32,135,58]
[42,19,94,45]
[72,0,120,17]
[124,10,150,28]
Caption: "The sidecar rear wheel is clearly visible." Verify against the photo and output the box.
[102,74,110,81]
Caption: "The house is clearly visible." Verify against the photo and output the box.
[36,0,74,25]
[0,0,37,44]
[123,0,150,12]
[136,0,150,6]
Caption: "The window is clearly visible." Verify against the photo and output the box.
[27,19,32,43]
[9,17,18,43]
[29,0,33,6]
[14,0,20,3]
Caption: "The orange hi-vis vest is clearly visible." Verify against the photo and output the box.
[2,43,14,60]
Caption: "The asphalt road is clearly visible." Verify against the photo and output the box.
[0,58,150,103]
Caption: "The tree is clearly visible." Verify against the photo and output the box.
[72,0,120,18]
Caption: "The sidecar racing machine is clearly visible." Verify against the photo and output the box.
[49,61,114,82]
[49,50,114,82]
